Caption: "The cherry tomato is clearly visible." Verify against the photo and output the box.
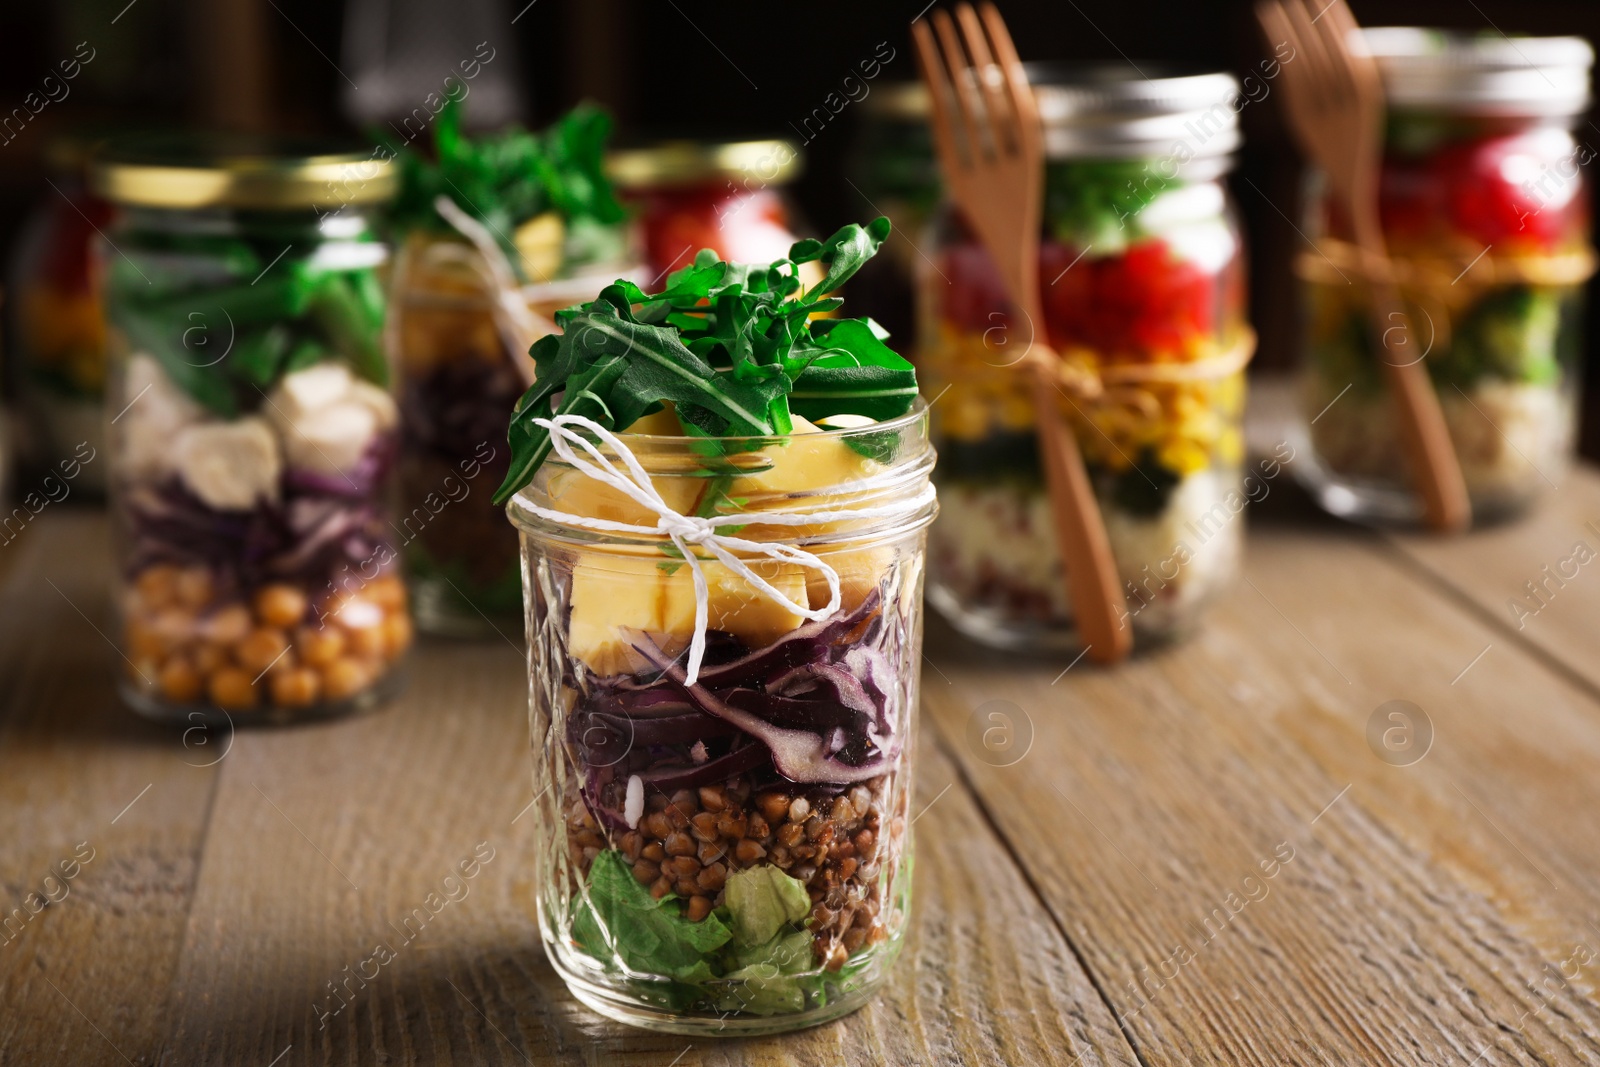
[1426,130,1578,250]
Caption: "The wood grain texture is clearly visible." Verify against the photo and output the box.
[1386,466,1600,696]
[1252,372,1600,695]
[0,516,219,1067]
[921,519,1600,1067]
[147,562,1136,1066]
[10,469,1600,1066]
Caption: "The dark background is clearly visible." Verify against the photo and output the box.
[4,0,1600,457]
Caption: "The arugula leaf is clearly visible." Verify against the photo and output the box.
[492,218,920,504]
[571,850,732,984]
[385,98,626,270]
[788,319,919,422]
[791,215,892,297]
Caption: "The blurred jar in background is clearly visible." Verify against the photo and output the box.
[1296,31,1595,525]
[919,66,1252,652]
[609,139,807,282]
[6,131,113,495]
[845,83,940,355]
[95,136,409,723]
[387,106,638,637]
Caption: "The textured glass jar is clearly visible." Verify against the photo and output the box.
[6,132,114,495]
[95,136,410,723]
[1295,30,1595,525]
[919,66,1250,652]
[389,230,640,637]
[610,140,809,283]
[510,406,936,1035]
[846,83,941,354]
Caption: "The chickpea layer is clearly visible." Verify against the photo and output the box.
[122,565,411,713]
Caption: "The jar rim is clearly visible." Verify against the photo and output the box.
[1362,27,1594,116]
[90,132,396,210]
[507,399,937,546]
[1031,63,1242,163]
[607,139,803,190]
[890,63,1242,162]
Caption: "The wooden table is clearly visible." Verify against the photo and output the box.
[5,396,1600,1066]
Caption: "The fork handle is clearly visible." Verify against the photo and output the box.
[1357,264,1472,532]
[1028,356,1134,663]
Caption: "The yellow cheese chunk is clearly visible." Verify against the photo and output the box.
[621,404,683,436]
[568,554,811,675]
[514,211,565,283]
[567,554,672,676]
[662,560,810,648]
[730,415,881,497]
[546,466,704,529]
[806,545,893,614]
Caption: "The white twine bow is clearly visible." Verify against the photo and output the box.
[432,195,554,388]
[516,413,936,686]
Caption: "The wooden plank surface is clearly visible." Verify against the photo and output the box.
[153,641,1137,1067]
[0,516,220,1067]
[921,510,1600,1067]
[1253,372,1600,696]
[0,516,1133,1067]
[8,461,1600,1066]
[1387,467,1600,696]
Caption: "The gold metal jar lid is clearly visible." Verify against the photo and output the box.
[607,139,802,189]
[90,133,397,210]
[860,81,931,122]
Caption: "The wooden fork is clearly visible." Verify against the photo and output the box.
[1257,0,1471,532]
[913,2,1132,663]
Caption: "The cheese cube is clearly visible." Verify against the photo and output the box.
[281,401,379,478]
[807,545,893,614]
[566,553,810,676]
[120,354,204,482]
[730,415,881,497]
[567,554,670,677]
[621,404,683,436]
[662,560,810,648]
[546,467,705,529]
[272,362,353,421]
[346,379,399,430]
[175,417,281,511]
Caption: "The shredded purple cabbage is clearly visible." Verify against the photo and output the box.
[123,432,398,593]
[567,589,902,827]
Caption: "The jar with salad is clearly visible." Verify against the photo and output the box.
[6,131,114,494]
[845,83,941,355]
[918,66,1251,651]
[501,219,936,1033]
[94,136,409,723]
[386,102,638,636]
[1295,30,1595,524]
[608,139,808,283]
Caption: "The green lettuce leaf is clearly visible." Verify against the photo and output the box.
[570,850,732,983]
[722,864,812,947]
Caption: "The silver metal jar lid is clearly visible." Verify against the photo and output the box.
[1361,27,1594,116]
[1026,63,1242,163]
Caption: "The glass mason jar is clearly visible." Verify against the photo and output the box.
[389,227,639,637]
[846,83,941,353]
[609,140,809,282]
[1296,30,1595,524]
[94,136,410,723]
[6,131,114,495]
[919,66,1250,651]
[510,406,937,1034]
